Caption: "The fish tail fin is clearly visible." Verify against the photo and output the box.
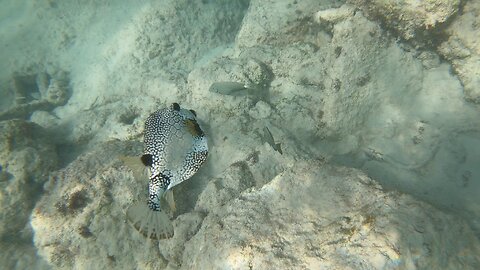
[126,201,174,239]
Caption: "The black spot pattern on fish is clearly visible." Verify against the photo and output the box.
[143,103,208,211]
[147,171,172,211]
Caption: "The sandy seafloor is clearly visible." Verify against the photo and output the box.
[1,0,480,269]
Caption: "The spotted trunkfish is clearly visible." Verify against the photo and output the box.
[122,103,208,239]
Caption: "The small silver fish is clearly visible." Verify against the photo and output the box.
[123,103,208,239]
[263,126,282,154]
[209,81,257,96]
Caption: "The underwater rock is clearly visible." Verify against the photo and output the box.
[188,0,480,240]
[157,211,205,267]
[0,70,70,121]
[45,78,69,106]
[314,5,355,24]
[235,0,331,47]
[29,111,60,129]
[348,0,461,41]
[240,58,274,90]
[31,141,169,269]
[195,160,255,213]
[0,242,50,270]
[181,161,480,269]
[248,100,272,119]
[31,139,480,269]
[348,0,480,103]
[0,120,57,240]
[132,0,249,81]
[438,0,480,103]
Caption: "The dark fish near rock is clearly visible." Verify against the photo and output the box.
[263,126,282,155]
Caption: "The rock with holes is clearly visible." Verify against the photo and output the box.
[31,141,171,269]
[438,0,480,103]
[29,140,480,269]
[179,161,480,269]
[0,70,70,122]
[348,0,461,41]
[0,120,57,241]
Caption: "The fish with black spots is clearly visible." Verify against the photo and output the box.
[122,103,208,239]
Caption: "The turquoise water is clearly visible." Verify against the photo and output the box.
[1,1,480,269]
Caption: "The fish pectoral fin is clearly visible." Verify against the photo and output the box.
[119,155,148,182]
[164,189,176,213]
